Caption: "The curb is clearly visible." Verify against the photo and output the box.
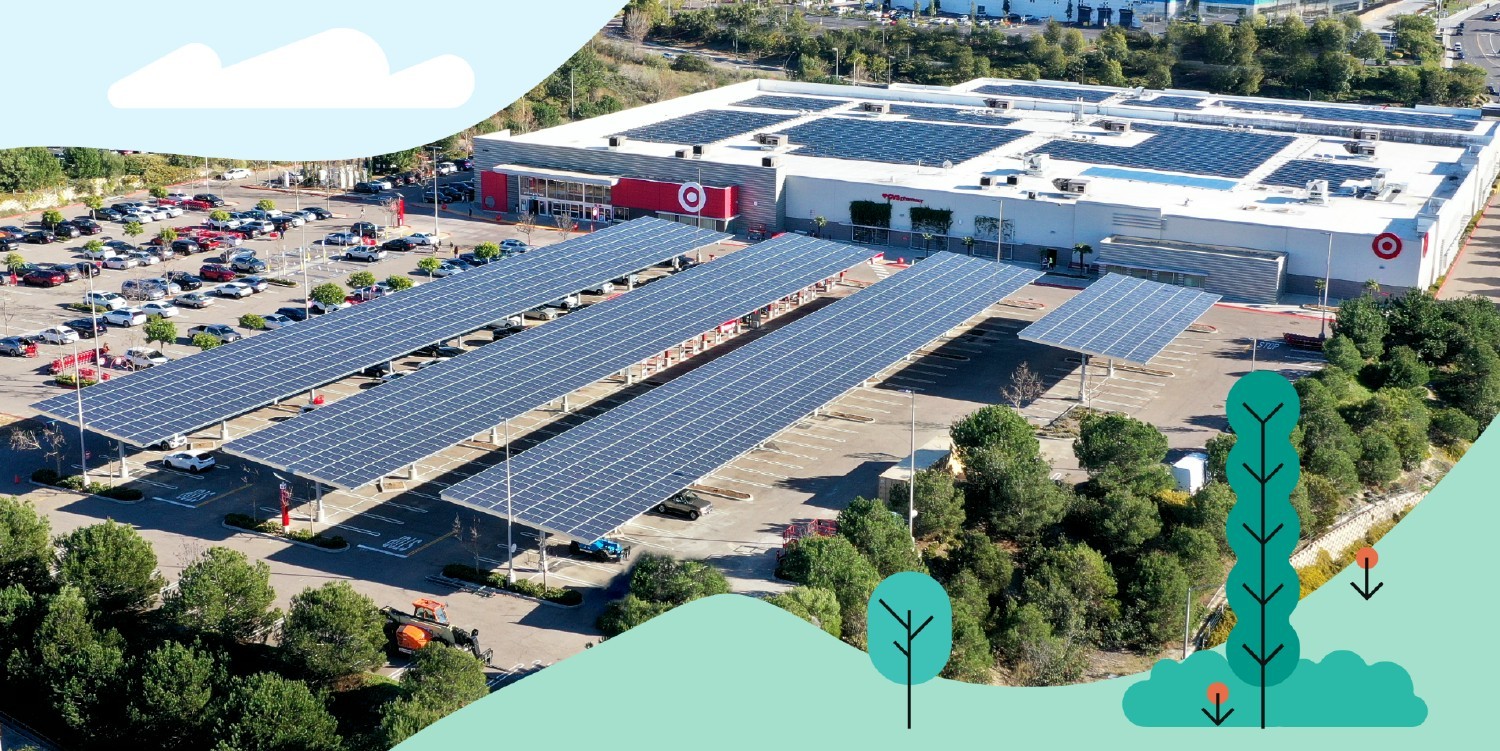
[220,520,350,553]
[27,479,143,504]
[493,588,582,610]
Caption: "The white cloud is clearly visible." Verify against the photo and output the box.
[108,28,474,109]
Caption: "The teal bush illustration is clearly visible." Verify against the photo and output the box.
[1224,371,1301,726]
[867,572,951,729]
[1122,650,1427,727]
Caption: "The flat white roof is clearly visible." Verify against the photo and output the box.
[479,78,1494,234]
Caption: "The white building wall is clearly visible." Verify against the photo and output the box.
[889,0,1173,23]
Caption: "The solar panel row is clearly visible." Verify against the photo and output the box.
[1225,99,1475,132]
[782,117,1027,165]
[974,83,1116,103]
[1260,160,1382,189]
[887,104,1018,128]
[222,235,875,489]
[32,218,729,448]
[441,253,1043,543]
[732,95,848,112]
[1034,122,1296,178]
[1018,274,1220,364]
[619,110,797,144]
[1125,95,1207,110]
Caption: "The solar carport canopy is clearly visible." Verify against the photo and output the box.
[31,218,728,448]
[442,253,1042,543]
[1017,274,1221,364]
[221,234,875,489]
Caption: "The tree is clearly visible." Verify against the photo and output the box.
[1356,430,1401,487]
[216,673,342,751]
[964,444,1070,542]
[379,644,490,746]
[997,603,1088,686]
[346,270,377,289]
[767,586,842,637]
[1351,30,1386,62]
[1078,488,1162,556]
[939,529,1013,608]
[309,282,347,308]
[596,594,673,636]
[554,212,578,240]
[56,519,166,617]
[1332,295,1387,360]
[84,195,104,218]
[385,274,414,292]
[837,497,924,576]
[162,547,279,642]
[237,313,265,331]
[1165,526,1223,587]
[1204,432,1236,484]
[41,209,64,229]
[157,227,178,245]
[1301,474,1343,538]
[1323,334,1363,373]
[24,585,128,738]
[1117,551,1188,650]
[209,209,230,224]
[1437,342,1500,426]
[1074,413,1168,476]
[0,496,52,591]
[0,147,66,192]
[128,641,221,750]
[626,553,730,606]
[144,316,177,352]
[624,8,653,44]
[191,332,221,351]
[123,221,144,246]
[775,535,881,642]
[1190,481,1237,550]
[1000,360,1045,408]
[418,257,443,276]
[280,581,386,681]
[949,404,1036,458]
[256,198,276,212]
[9,422,68,477]
[1021,542,1119,642]
[517,212,538,247]
[1430,407,1479,447]
[942,599,992,683]
[891,468,965,541]
[472,241,503,263]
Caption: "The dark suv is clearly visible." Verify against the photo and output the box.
[192,194,225,207]
[655,490,712,520]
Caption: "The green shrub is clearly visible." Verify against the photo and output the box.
[31,468,60,484]
[442,563,581,605]
[98,486,144,501]
[1430,407,1479,446]
[238,314,266,330]
[54,373,98,388]
[266,277,298,287]
[57,475,86,490]
[225,513,261,530]
[284,528,348,549]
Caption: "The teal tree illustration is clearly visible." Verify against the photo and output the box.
[1224,371,1301,729]
[867,572,952,730]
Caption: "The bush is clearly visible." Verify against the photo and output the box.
[191,333,221,350]
[442,563,582,605]
[67,302,105,313]
[225,513,260,530]
[225,514,347,549]
[286,528,349,550]
[266,277,298,287]
[31,468,60,485]
[54,373,98,388]
[1430,407,1479,446]
[238,314,266,330]
[57,475,86,490]
[671,54,714,73]
[97,486,144,501]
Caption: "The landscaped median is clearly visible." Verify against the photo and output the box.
[224,513,350,552]
[442,563,584,607]
[30,468,143,501]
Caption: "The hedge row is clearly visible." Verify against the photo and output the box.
[30,468,143,500]
[442,563,584,606]
[225,513,349,550]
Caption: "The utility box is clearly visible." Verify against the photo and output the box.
[1171,452,1208,494]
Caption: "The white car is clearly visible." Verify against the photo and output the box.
[81,246,118,261]
[436,162,457,175]
[103,307,147,327]
[144,207,171,221]
[207,217,244,231]
[140,301,179,318]
[239,276,269,293]
[166,193,191,202]
[406,232,439,246]
[344,246,387,262]
[220,168,252,180]
[121,212,154,224]
[154,204,185,218]
[84,291,128,310]
[261,313,295,329]
[104,255,140,270]
[125,346,169,369]
[163,449,216,472]
[584,281,616,296]
[128,251,160,266]
[214,282,254,299]
[429,261,464,278]
[323,232,360,246]
[39,326,79,345]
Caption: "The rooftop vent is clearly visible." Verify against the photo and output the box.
[1355,127,1383,142]
[979,175,996,187]
[674,148,690,159]
[607,135,628,149]
[1023,153,1050,176]
[859,101,891,115]
[1099,119,1132,134]
[756,133,790,150]
[1052,178,1090,195]
[761,155,781,168]
[1305,179,1330,205]
[1343,141,1378,157]
[983,98,1014,111]
[692,144,709,158]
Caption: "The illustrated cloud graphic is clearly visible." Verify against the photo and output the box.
[108,28,474,109]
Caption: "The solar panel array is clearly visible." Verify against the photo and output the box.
[783,117,1026,165]
[1126,95,1208,110]
[619,110,797,144]
[888,104,1018,128]
[1260,160,1383,188]
[1225,100,1476,132]
[733,95,848,112]
[1034,123,1296,178]
[1018,274,1220,364]
[442,253,1043,543]
[974,83,1116,103]
[222,235,874,489]
[32,218,729,448]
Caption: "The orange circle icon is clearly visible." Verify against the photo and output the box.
[1207,682,1229,704]
[1356,547,1379,570]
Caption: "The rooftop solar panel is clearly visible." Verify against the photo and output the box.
[1034,123,1296,178]
[1224,99,1475,132]
[887,104,1018,128]
[1125,95,1207,110]
[32,218,728,448]
[222,235,874,489]
[783,117,1026,165]
[619,110,797,144]
[733,95,848,111]
[441,254,1042,543]
[1018,274,1220,364]
[974,83,1116,103]
[1260,160,1382,188]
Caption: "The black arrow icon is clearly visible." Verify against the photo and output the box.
[1351,565,1384,600]
[1202,695,1234,726]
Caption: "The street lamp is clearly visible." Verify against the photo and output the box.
[505,417,515,585]
[905,389,916,547]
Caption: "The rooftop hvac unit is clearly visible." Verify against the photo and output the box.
[1026,190,1039,200]
[1024,153,1049,176]
[1306,179,1330,205]
[692,144,709,157]
[756,133,789,150]
[607,135,628,149]
[1370,169,1389,196]
[1355,127,1383,142]
[983,98,1014,111]
[675,148,691,159]
[1343,141,1377,156]
[1052,178,1090,195]
[859,101,891,115]
[1099,119,1132,134]
[761,155,781,168]
[979,175,996,187]
[1006,175,1020,185]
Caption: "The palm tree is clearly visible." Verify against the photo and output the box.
[1072,243,1093,275]
[813,215,827,238]
[1364,279,1382,297]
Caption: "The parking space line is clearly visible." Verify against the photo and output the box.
[615,534,671,551]
[1092,399,1139,411]
[357,544,407,558]
[773,439,831,451]
[384,501,430,514]
[761,448,817,460]
[741,456,803,470]
[850,391,903,405]
[706,474,775,489]
[724,465,789,480]
[331,523,382,537]
[195,483,252,508]
[836,401,890,414]
[405,531,454,557]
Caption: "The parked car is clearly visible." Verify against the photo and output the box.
[22,269,66,287]
[219,168,252,180]
[104,255,140,270]
[230,256,267,273]
[344,246,387,262]
[163,449,216,472]
[499,239,530,253]
[188,323,242,343]
[382,238,421,252]
[323,232,360,246]
[213,282,254,299]
[0,337,33,356]
[51,223,81,239]
[175,292,215,309]
[407,232,440,246]
[120,212,155,224]
[70,261,103,279]
[199,264,236,282]
[80,245,117,261]
[427,260,464,277]
[84,291,128,310]
[71,219,102,235]
[45,264,81,282]
[654,490,712,520]
[171,239,202,255]
[260,313,295,329]
[124,346,170,369]
[39,326,79,345]
[351,181,383,194]
[192,193,225,207]
[239,275,269,293]
[310,298,350,314]
[23,230,56,244]
[65,318,107,338]
[120,280,167,301]
[303,206,333,220]
[140,301,180,318]
[103,307,148,327]
[167,271,203,290]
[127,250,161,266]
[275,306,309,322]
[413,344,464,359]
[0,235,20,252]
[350,221,384,238]
[583,281,616,296]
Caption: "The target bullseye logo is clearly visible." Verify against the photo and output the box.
[678,182,707,213]
[1372,233,1402,260]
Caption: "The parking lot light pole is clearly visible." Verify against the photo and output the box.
[906,389,916,547]
[71,335,89,487]
[505,418,515,585]
[431,145,441,242]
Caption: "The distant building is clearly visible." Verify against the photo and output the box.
[887,0,1176,25]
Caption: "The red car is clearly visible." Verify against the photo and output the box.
[199,264,236,282]
[180,199,213,211]
[23,269,66,287]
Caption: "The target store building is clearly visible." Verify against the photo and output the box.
[474,77,1500,303]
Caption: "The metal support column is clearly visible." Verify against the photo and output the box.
[315,482,325,525]
[490,425,500,444]
[1079,353,1090,403]
[409,463,419,481]
[118,442,130,480]
[219,421,230,440]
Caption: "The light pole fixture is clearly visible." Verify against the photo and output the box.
[505,417,515,585]
[906,389,916,547]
